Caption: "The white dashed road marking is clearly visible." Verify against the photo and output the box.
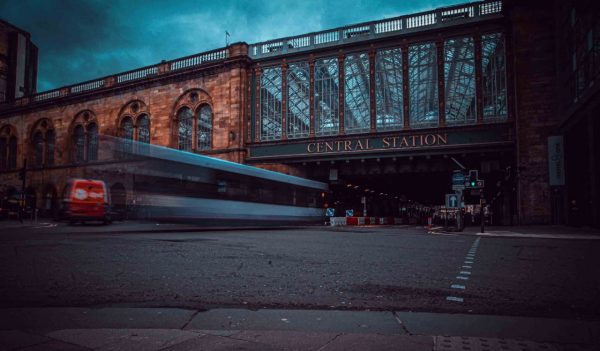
[446,296,464,302]
[446,237,481,303]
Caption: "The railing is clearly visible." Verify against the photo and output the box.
[117,66,158,84]
[18,46,230,107]
[170,48,228,71]
[70,79,105,94]
[250,0,502,58]
[33,89,61,102]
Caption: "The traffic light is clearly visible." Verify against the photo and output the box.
[465,170,484,189]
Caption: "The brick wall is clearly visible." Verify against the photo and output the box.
[0,53,249,206]
[509,0,560,224]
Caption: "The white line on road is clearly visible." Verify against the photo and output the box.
[459,271,471,275]
[456,276,469,280]
[464,260,474,264]
[462,265,472,269]
[446,296,464,302]
[451,284,466,290]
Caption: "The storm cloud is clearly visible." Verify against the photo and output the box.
[0,0,464,92]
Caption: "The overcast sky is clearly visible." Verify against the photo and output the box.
[1,0,465,92]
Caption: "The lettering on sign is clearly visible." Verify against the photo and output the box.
[306,133,448,154]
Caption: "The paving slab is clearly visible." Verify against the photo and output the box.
[14,339,92,351]
[0,308,196,331]
[397,312,599,344]
[231,330,339,351]
[184,308,402,334]
[161,333,281,351]
[321,333,433,351]
[0,330,52,351]
[47,329,199,351]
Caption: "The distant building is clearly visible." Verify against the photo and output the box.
[0,0,598,227]
[0,19,38,103]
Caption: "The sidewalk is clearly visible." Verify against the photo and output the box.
[431,224,600,240]
[0,307,598,350]
[0,219,315,235]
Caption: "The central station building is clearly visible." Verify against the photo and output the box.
[1,0,599,227]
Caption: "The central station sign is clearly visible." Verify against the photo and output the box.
[247,124,512,161]
[307,133,448,153]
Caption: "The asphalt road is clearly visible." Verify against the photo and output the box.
[1,224,599,320]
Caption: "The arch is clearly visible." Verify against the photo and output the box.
[41,183,58,218]
[117,100,152,147]
[69,110,98,163]
[46,129,55,166]
[29,118,56,168]
[33,131,44,167]
[110,183,127,220]
[116,99,149,123]
[86,123,98,161]
[196,104,213,151]
[73,125,85,163]
[176,107,193,151]
[24,186,37,214]
[136,114,150,143]
[171,88,212,149]
[0,124,18,171]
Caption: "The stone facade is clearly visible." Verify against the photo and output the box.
[0,44,250,213]
[508,0,561,224]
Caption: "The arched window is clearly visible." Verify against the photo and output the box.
[30,119,55,168]
[73,125,85,163]
[137,114,150,143]
[177,107,193,151]
[0,137,6,171]
[119,117,134,156]
[46,130,55,166]
[8,136,17,169]
[87,123,98,161]
[197,105,212,151]
[0,126,18,171]
[33,131,44,167]
[120,117,134,140]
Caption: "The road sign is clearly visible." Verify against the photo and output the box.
[445,194,459,208]
[345,209,354,217]
[452,171,466,190]
[326,208,335,217]
[452,171,466,185]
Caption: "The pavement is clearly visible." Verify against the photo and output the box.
[0,219,314,235]
[3,219,600,239]
[2,221,600,350]
[1,307,599,350]
[428,224,600,240]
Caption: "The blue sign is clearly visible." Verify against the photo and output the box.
[326,208,335,217]
[446,194,459,208]
[345,209,354,217]
[452,171,466,185]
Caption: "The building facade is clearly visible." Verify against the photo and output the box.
[0,19,38,104]
[0,0,598,226]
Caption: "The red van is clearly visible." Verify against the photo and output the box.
[61,179,112,224]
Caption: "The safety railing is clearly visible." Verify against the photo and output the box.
[70,79,105,94]
[249,0,502,58]
[17,47,230,107]
[117,66,158,84]
[33,89,61,102]
[170,48,229,71]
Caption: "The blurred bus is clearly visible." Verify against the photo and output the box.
[119,139,328,225]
